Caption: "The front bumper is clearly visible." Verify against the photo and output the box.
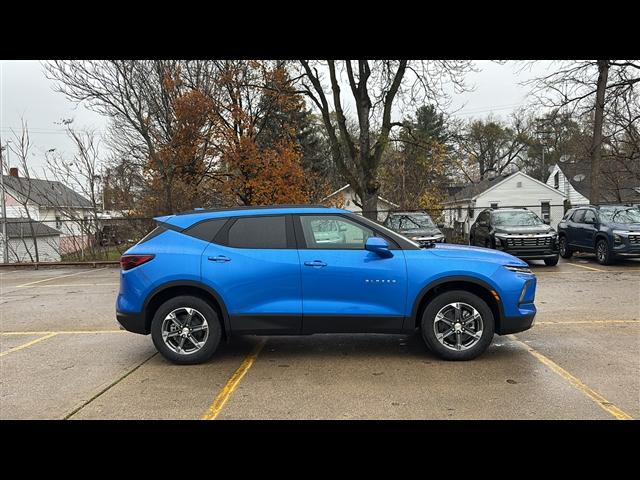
[497,311,536,335]
[612,236,640,256]
[116,311,147,335]
[494,234,558,260]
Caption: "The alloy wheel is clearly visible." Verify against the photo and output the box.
[161,307,209,355]
[433,302,484,351]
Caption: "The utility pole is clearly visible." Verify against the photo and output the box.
[0,142,9,263]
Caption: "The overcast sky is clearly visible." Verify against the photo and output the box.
[0,60,556,175]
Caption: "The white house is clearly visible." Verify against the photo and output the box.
[322,184,399,222]
[0,218,61,263]
[1,168,95,255]
[546,161,640,205]
[443,171,567,236]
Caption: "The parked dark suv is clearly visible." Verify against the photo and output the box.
[384,211,445,246]
[470,208,559,266]
[557,205,640,265]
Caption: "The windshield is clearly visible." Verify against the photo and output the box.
[492,211,544,226]
[600,207,640,224]
[388,213,436,231]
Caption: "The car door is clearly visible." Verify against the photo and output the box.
[567,209,585,248]
[474,211,489,246]
[294,214,408,333]
[200,215,302,334]
[580,209,598,250]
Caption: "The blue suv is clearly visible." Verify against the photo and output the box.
[116,205,537,364]
[557,204,640,265]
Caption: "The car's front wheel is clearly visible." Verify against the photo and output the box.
[420,290,495,361]
[596,238,613,265]
[151,295,222,365]
[559,236,572,258]
[544,255,559,266]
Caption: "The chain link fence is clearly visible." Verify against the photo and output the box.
[3,201,633,265]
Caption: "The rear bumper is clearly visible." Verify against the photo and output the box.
[116,311,147,335]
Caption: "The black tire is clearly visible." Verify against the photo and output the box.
[151,295,222,365]
[596,238,613,265]
[420,290,495,361]
[559,235,572,258]
[544,256,559,266]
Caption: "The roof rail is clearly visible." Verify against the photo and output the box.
[174,204,330,216]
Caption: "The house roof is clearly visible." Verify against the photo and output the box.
[2,175,93,209]
[444,175,509,203]
[323,184,399,208]
[0,218,61,238]
[556,160,640,203]
[444,171,566,204]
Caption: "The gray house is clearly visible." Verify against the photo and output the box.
[546,160,640,205]
[2,168,94,254]
[0,218,62,263]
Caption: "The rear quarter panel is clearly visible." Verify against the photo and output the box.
[117,230,208,313]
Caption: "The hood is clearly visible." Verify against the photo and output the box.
[606,222,640,232]
[399,227,443,237]
[429,243,527,266]
[493,224,554,235]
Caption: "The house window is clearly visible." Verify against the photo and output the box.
[490,203,498,209]
[457,206,462,219]
[541,202,550,221]
[516,181,522,188]
[55,216,62,229]
[554,172,559,189]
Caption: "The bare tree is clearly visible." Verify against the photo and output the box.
[524,60,640,203]
[43,122,104,260]
[298,60,473,219]
[453,111,532,181]
[44,60,221,214]
[8,121,40,263]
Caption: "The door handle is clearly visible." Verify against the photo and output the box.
[304,260,327,267]
[208,255,231,263]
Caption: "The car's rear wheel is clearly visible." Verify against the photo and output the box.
[596,238,613,265]
[544,256,559,266]
[151,295,222,365]
[420,290,494,361]
[559,236,572,258]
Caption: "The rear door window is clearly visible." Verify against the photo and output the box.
[183,218,228,242]
[227,216,288,249]
[571,210,585,223]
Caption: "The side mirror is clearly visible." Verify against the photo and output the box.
[365,237,393,258]
[437,223,445,229]
[543,218,550,225]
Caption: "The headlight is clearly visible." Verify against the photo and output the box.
[504,265,533,275]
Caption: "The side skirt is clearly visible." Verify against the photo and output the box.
[229,314,411,335]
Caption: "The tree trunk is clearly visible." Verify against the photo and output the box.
[589,60,609,205]
[361,189,378,221]
[360,171,379,220]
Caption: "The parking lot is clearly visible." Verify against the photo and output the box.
[1,255,639,420]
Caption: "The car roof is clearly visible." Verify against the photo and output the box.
[154,205,349,229]
[388,211,429,216]
[489,208,531,213]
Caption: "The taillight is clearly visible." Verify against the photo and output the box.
[120,254,155,271]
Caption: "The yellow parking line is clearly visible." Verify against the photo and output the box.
[535,270,640,275]
[509,335,633,420]
[21,283,119,288]
[0,330,124,335]
[201,338,267,420]
[537,320,640,325]
[0,332,59,357]
[15,268,106,288]
[565,262,606,272]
